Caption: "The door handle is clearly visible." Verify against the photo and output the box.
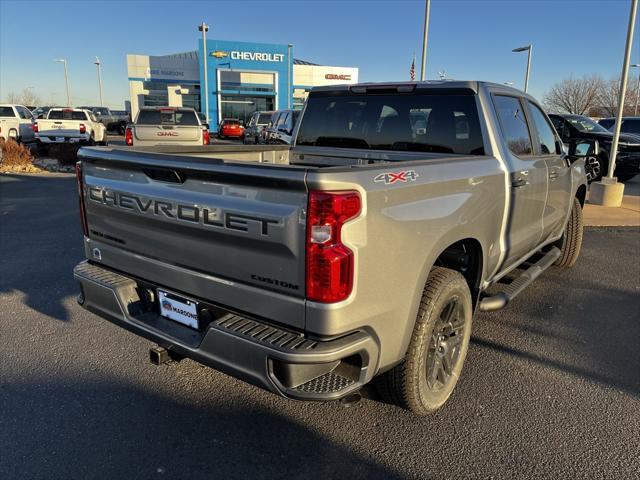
[511,170,530,188]
[512,177,529,188]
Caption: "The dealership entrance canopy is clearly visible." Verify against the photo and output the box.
[127,39,358,130]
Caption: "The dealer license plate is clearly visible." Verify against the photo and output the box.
[56,137,65,142]
[158,289,199,329]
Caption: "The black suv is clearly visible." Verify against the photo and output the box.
[598,116,640,136]
[549,113,640,182]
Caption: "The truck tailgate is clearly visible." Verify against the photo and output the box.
[37,119,83,137]
[80,148,308,304]
[134,125,201,144]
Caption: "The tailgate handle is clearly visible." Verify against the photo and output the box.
[143,168,185,184]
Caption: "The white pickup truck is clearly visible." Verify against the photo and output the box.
[125,107,210,147]
[0,104,36,143]
[35,108,107,146]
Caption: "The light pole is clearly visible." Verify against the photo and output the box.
[54,59,71,107]
[287,44,293,109]
[631,63,640,116]
[512,44,532,93]
[420,0,431,81]
[590,0,637,208]
[94,56,104,107]
[198,22,210,125]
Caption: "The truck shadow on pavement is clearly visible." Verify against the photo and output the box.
[0,378,407,480]
[0,174,82,321]
[473,227,640,398]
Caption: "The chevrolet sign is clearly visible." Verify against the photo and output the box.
[230,51,284,62]
[210,51,228,58]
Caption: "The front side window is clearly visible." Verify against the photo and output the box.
[493,95,532,156]
[297,93,485,155]
[528,102,557,155]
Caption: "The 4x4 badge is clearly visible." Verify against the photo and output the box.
[374,170,419,185]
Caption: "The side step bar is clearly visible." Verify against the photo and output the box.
[479,247,561,312]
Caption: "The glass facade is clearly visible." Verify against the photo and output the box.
[142,81,169,107]
[220,95,275,125]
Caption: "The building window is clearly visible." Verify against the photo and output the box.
[142,81,168,107]
[220,95,275,125]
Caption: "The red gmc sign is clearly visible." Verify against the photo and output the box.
[325,74,352,81]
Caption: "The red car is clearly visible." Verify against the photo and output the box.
[218,118,244,139]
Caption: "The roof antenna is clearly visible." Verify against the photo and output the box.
[438,69,447,80]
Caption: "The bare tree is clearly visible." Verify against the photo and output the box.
[598,76,640,117]
[4,88,41,106]
[543,75,604,115]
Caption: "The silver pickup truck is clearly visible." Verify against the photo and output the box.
[73,81,588,415]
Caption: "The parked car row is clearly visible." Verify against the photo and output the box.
[550,113,640,182]
[77,106,130,134]
[240,109,301,145]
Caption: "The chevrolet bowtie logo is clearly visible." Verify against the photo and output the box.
[210,51,228,58]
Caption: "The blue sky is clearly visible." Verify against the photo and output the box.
[1,0,638,108]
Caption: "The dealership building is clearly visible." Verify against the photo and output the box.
[127,39,358,130]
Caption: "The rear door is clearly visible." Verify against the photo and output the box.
[492,94,547,267]
[16,106,35,141]
[526,101,571,241]
[134,109,202,144]
[81,153,308,301]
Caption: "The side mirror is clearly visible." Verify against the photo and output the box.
[568,139,599,158]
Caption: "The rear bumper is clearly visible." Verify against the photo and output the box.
[74,261,379,401]
[37,134,91,144]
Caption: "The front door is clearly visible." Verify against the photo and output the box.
[492,94,548,268]
[527,101,572,241]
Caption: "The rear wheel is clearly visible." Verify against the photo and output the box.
[375,267,473,415]
[554,197,583,268]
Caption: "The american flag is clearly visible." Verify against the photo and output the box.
[410,56,416,81]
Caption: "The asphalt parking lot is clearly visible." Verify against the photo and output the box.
[1,173,639,479]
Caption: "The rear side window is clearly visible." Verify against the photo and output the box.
[0,106,16,117]
[621,119,640,135]
[493,95,532,156]
[48,110,88,120]
[297,93,485,155]
[258,113,272,124]
[528,102,557,155]
[137,110,198,126]
[599,119,614,130]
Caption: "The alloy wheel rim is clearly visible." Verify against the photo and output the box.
[585,156,601,182]
[426,296,466,391]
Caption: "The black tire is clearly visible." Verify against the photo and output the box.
[555,197,583,268]
[585,152,607,183]
[375,267,473,415]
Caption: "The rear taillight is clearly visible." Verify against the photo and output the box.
[203,128,210,145]
[79,123,86,134]
[306,190,361,303]
[75,161,89,237]
[32,123,38,133]
[125,126,133,146]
